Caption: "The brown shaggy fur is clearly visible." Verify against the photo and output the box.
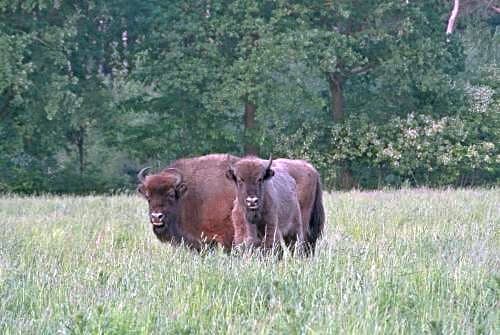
[137,154,325,253]
[138,154,238,250]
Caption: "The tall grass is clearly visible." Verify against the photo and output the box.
[0,189,498,334]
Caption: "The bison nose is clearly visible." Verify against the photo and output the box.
[246,196,259,209]
[150,212,164,225]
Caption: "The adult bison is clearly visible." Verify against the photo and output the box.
[137,154,324,252]
[226,156,306,253]
[137,154,238,250]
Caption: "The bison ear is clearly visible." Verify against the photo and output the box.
[175,182,187,198]
[137,184,147,198]
[226,167,236,182]
[264,167,275,180]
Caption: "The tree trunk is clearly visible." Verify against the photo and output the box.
[0,87,14,121]
[76,126,85,175]
[243,100,258,156]
[327,72,354,189]
[328,72,345,122]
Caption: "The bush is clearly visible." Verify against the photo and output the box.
[327,112,497,188]
[274,85,499,189]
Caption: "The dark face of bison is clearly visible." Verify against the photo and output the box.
[137,168,187,236]
[226,157,274,222]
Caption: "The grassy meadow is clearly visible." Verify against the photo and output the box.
[0,189,498,334]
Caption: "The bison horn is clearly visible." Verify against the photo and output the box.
[164,168,183,186]
[266,155,273,170]
[137,167,151,182]
[226,154,234,170]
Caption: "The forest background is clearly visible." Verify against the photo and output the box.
[0,0,498,194]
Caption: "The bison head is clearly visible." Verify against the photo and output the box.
[226,156,274,223]
[137,167,187,235]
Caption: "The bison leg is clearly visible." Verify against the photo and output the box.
[263,217,283,250]
[283,214,309,256]
[243,223,261,248]
[294,231,308,256]
[293,217,311,256]
[231,204,247,246]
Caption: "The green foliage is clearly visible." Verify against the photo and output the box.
[275,91,498,189]
[0,1,139,194]
[0,1,498,193]
[329,112,497,188]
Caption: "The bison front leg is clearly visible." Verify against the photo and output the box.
[231,204,247,247]
[262,216,282,250]
[243,223,260,249]
[231,204,260,253]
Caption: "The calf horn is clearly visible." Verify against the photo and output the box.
[137,167,151,182]
[226,154,235,174]
[266,155,273,170]
[164,168,183,186]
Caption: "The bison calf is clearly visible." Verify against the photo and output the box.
[226,156,306,253]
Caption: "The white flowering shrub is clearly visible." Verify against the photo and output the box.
[274,91,498,189]
[322,111,497,186]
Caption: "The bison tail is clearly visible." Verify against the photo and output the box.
[307,177,325,253]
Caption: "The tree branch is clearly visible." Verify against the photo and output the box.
[350,63,376,76]
[446,0,460,36]
[491,6,500,14]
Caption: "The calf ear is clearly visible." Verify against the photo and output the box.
[175,182,187,198]
[226,167,236,182]
[264,167,275,180]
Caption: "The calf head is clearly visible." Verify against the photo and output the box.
[137,167,187,234]
[226,157,274,223]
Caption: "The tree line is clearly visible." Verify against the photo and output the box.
[0,0,498,193]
